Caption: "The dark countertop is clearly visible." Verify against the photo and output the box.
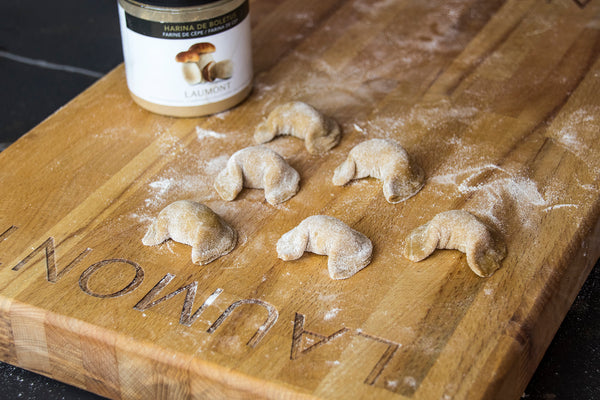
[0,1,598,399]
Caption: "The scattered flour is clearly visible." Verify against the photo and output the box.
[548,105,600,174]
[142,173,209,209]
[469,177,546,206]
[130,154,230,225]
[430,164,507,189]
[324,308,342,321]
[161,239,177,255]
[292,11,316,29]
[385,379,399,390]
[542,204,578,213]
[430,163,549,231]
[318,293,338,302]
[353,0,397,16]
[155,132,187,157]
[368,100,479,138]
[129,212,154,225]
[353,123,367,135]
[201,154,230,176]
[469,177,548,230]
[403,376,418,389]
[148,177,174,196]
[196,126,227,140]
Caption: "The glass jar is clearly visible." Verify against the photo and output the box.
[117,0,252,117]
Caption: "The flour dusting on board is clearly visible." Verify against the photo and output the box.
[403,376,418,390]
[196,126,227,140]
[141,154,229,210]
[431,166,546,207]
[324,308,342,321]
[129,153,229,227]
[360,99,479,143]
[547,105,600,174]
[430,162,550,232]
[353,0,396,16]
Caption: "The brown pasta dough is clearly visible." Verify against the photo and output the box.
[214,146,300,205]
[403,210,506,277]
[277,215,373,280]
[142,200,237,265]
[254,101,341,155]
[333,138,425,203]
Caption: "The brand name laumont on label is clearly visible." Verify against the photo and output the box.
[185,81,232,99]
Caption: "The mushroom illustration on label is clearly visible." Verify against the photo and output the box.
[175,42,233,85]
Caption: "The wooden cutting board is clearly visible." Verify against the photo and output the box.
[1,0,599,398]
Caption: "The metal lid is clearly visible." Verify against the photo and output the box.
[137,0,220,7]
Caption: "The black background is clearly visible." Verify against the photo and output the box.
[0,1,598,399]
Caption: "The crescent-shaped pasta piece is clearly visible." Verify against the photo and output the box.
[333,138,425,203]
[403,210,506,277]
[142,200,237,265]
[276,215,373,280]
[214,146,300,205]
[254,101,341,155]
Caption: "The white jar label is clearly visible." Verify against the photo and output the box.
[118,1,252,108]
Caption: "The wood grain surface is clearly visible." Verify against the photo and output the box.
[1,0,600,398]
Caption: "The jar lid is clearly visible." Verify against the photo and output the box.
[139,0,220,6]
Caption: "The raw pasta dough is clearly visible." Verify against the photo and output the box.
[254,101,341,155]
[214,145,300,205]
[277,215,373,280]
[333,138,425,203]
[403,210,506,277]
[142,200,237,265]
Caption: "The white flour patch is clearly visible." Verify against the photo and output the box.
[200,154,229,175]
[403,376,418,389]
[430,164,507,189]
[353,123,367,135]
[471,177,548,231]
[324,308,342,321]
[430,163,549,231]
[543,204,578,212]
[129,212,154,225]
[318,293,338,302]
[364,100,479,143]
[196,126,227,140]
[143,173,211,209]
[148,177,174,196]
[161,240,177,255]
[137,237,178,258]
[353,0,397,16]
[130,154,230,225]
[581,183,597,192]
[385,379,399,390]
[470,177,546,205]
[293,11,316,29]
[548,105,600,174]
